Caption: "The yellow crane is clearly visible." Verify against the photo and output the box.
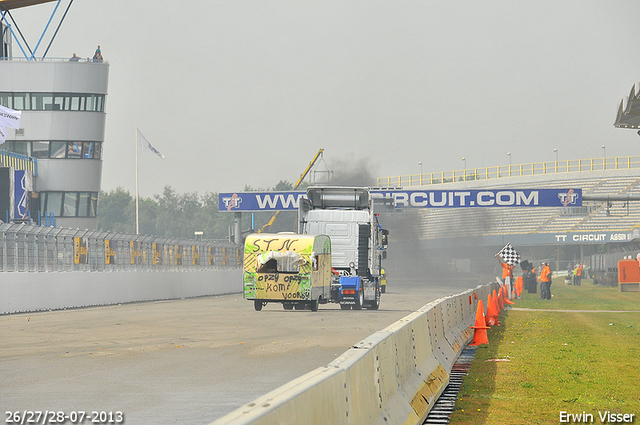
[257,149,325,233]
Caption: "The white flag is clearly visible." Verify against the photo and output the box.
[0,126,7,144]
[137,128,165,160]
[0,104,22,129]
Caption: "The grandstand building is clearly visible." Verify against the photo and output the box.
[0,1,108,230]
[378,158,640,284]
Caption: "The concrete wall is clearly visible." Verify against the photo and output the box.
[211,283,496,425]
[0,268,242,314]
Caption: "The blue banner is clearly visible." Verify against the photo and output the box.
[14,170,29,219]
[219,188,582,212]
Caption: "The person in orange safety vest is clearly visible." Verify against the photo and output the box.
[540,262,552,300]
[495,254,514,297]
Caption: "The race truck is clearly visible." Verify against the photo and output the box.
[297,186,390,310]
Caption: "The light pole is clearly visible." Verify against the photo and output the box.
[554,148,558,173]
[462,157,467,181]
[418,161,423,185]
[602,145,606,170]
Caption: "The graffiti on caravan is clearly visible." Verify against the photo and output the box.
[370,189,582,208]
[218,188,582,211]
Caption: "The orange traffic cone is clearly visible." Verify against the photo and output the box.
[486,293,499,326]
[493,289,500,313]
[497,288,505,310]
[504,294,515,305]
[470,300,490,346]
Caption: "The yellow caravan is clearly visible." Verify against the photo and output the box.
[243,233,331,311]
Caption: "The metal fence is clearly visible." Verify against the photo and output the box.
[0,222,242,272]
[377,155,640,187]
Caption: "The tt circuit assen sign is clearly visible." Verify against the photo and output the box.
[219,188,582,212]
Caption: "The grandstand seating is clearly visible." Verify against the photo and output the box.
[385,171,640,240]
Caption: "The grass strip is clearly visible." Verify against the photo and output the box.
[449,279,640,424]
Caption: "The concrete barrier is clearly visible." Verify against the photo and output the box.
[0,269,242,314]
[211,283,497,425]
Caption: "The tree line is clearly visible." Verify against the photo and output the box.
[97,181,304,240]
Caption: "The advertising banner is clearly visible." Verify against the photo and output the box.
[105,239,116,265]
[14,170,32,219]
[174,245,182,265]
[152,243,163,265]
[192,246,199,266]
[130,241,141,265]
[219,188,582,212]
[551,227,640,244]
[74,237,88,264]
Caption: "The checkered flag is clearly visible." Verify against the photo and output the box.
[497,243,520,266]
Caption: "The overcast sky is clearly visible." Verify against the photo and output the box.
[9,1,640,197]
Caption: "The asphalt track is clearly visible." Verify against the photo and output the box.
[1,276,481,424]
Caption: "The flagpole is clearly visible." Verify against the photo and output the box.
[135,125,139,235]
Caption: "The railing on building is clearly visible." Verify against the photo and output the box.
[0,222,242,272]
[0,149,38,176]
[377,156,640,187]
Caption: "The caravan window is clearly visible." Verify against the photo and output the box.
[277,256,300,273]
[256,252,301,273]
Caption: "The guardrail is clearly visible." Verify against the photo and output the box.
[378,156,640,187]
[0,149,38,176]
[0,222,242,272]
[211,283,497,425]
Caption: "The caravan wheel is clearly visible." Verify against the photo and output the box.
[309,299,319,312]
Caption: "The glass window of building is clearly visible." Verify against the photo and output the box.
[82,142,93,158]
[29,93,42,110]
[5,141,30,156]
[12,94,29,110]
[40,191,98,217]
[32,141,49,158]
[78,192,91,216]
[85,95,95,111]
[0,93,11,108]
[67,142,81,158]
[52,96,63,111]
[62,95,71,111]
[63,192,78,216]
[50,141,66,158]
[90,193,98,216]
[0,93,104,112]
[1,141,15,152]
[93,142,102,159]
[70,96,80,110]
[44,192,63,216]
